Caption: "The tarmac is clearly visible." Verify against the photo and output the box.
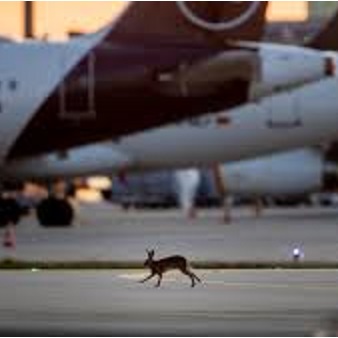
[1,269,338,336]
[1,204,338,335]
[1,203,338,262]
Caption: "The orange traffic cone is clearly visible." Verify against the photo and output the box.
[3,225,16,249]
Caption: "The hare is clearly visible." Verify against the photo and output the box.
[140,249,201,287]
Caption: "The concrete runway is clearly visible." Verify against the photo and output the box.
[1,203,338,262]
[1,270,338,336]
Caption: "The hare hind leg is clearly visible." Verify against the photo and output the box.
[155,273,163,288]
[191,271,201,283]
[181,268,198,287]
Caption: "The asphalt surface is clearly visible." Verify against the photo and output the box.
[1,270,338,336]
[0,205,338,336]
[1,203,338,262]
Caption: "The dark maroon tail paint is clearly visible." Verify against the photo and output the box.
[109,2,268,45]
[8,2,268,160]
[308,8,338,50]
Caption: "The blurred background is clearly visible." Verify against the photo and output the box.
[0,2,337,42]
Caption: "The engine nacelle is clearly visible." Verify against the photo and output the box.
[252,44,330,99]
[215,149,324,197]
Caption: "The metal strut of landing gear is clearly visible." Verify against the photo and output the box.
[36,197,74,227]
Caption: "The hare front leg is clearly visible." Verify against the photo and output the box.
[139,272,155,284]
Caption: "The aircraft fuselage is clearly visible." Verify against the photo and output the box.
[0,37,250,163]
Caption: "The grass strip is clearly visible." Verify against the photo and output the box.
[1,259,338,270]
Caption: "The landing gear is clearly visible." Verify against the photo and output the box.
[222,196,232,224]
[36,197,74,227]
[0,197,22,228]
[253,197,264,218]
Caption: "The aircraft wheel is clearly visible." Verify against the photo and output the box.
[0,198,22,228]
[37,197,74,227]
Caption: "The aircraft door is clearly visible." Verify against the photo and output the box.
[264,91,302,129]
[59,52,96,120]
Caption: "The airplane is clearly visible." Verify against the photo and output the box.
[137,11,338,220]
[172,8,338,219]
[0,1,268,164]
[4,54,338,226]
[144,9,338,219]
[2,2,338,226]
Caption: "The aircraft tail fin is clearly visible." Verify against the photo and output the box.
[308,9,338,51]
[105,2,268,46]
